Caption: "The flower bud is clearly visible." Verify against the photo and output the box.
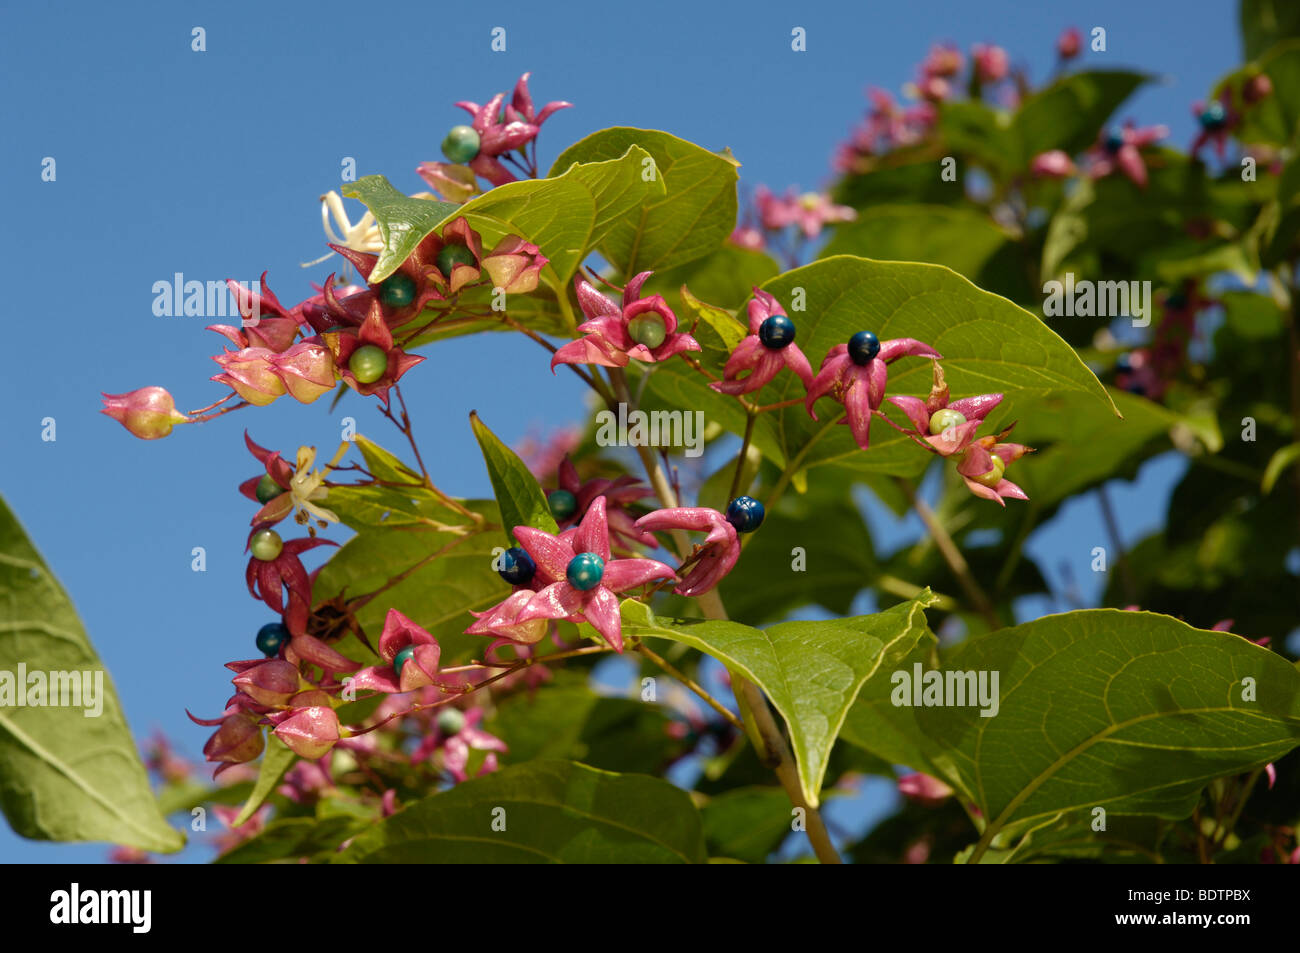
[272,706,341,760]
[416,161,479,203]
[271,339,336,404]
[100,387,191,440]
[482,236,549,294]
[232,659,299,707]
[202,712,265,765]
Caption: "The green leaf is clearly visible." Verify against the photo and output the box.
[0,495,183,852]
[550,128,739,275]
[215,815,368,864]
[346,146,663,283]
[717,472,877,624]
[311,500,506,664]
[843,609,1300,848]
[1012,71,1148,163]
[1242,0,1300,60]
[485,672,676,773]
[701,786,794,863]
[1262,442,1300,493]
[470,411,558,543]
[1000,388,1221,509]
[335,760,707,863]
[679,284,747,351]
[820,205,1012,280]
[338,177,460,283]
[231,737,296,827]
[622,590,937,807]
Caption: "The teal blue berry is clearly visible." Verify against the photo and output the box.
[250,528,283,561]
[442,125,481,163]
[848,331,880,366]
[394,646,417,677]
[1199,101,1227,130]
[349,345,388,384]
[254,473,282,504]
[548,489,578,521]
[566,552,605,591]
[725,496,765,533]
[1103,126,1125,154]
[437,708,466,736]
[256,622,289,657]
[378,272,417,308]
[436,243,477,278]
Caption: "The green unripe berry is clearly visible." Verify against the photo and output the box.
[378,273,417,308]
[928,408,967,435]
[437,708,466,736]
[971,453,1006,488]
[255,473,283,504]
[627,313,668,349]
[442,125,481,163]
[435,243,477,278]
[349,345,388,385]
[250,528,284,562]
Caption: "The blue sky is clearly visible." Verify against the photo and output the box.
[0,0,1241,861]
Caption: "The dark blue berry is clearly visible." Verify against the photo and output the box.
[548,489,578,521]
[1166,292,1187,311]
[394,645,417,677]
[1122,380,1147,396]
[256,622,289,657]
[566,552,605,591]
[1115,353,1133,373]
[1103,126,1125,154]
[725,496,765,533]
[378,272,417,308]
[498,546,536,586]
[848,330,881,366]
[758,314,796,350]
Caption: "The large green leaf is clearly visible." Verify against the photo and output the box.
[345,145,662,283]
[644,255,1117,483]
[485,672,676,773]
[819,205,1011,279]
[335,760,707,863]
[215,815,368,864]
[0,495,182,852]
[842,609,1300,852]
[1012,71,1148,163]
[993,388,1222,510]
[622,590,937,806]
[717,472,877,625]
[1242,0,1300,61]
[700,786,794,863]
[550,128,739,275]
[311,500,506,663]
[470,411,558,544]
[336,177,459,282]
